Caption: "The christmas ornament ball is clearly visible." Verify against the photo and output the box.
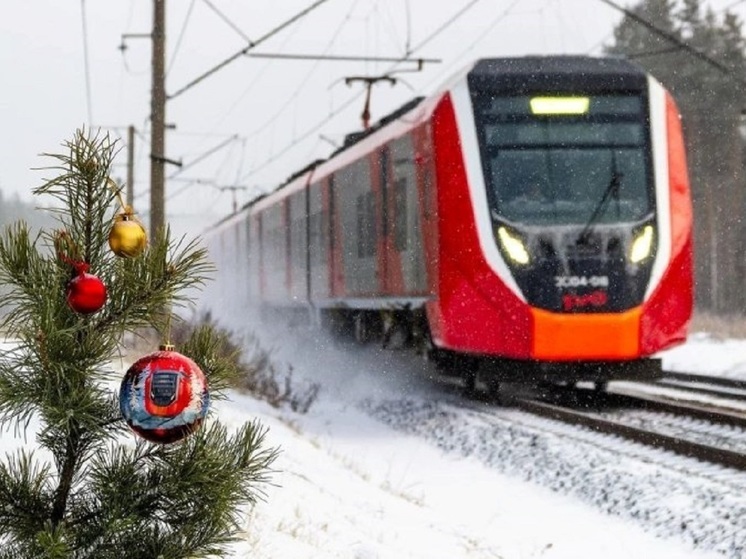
[66,270,107,314]
[120,347,210,444]
[109,213,147,258]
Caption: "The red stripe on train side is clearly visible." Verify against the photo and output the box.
[428,93,532,357]
[640,92,694,353]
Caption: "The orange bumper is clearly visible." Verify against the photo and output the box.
[531,307,641,361]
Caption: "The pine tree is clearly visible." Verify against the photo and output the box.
[0,130,277,558]
[606,0,746,313]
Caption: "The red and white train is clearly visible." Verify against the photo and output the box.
[203,56,693,391]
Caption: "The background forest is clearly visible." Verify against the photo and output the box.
[608,0,746,314]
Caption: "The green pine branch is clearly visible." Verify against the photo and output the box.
[0,129,277,557]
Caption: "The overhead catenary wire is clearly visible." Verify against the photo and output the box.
[237,0,486,186]
[168,135,238,180]
[135,135,239,201]
[168,0,334,101]
[419,0,523,93]
[132,2,330,210]
[193,4,311,142]
[375,0,405,57]
[243,52,439,64]
[597,0,746,88]
[80,0,94,124]
[167,0,197,76]
[164,0,362,207]
[201,0,254,44]
[223,0,364,144]
[404,0,412,55]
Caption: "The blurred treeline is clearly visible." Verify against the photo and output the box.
[0,191,55,307]
[0,190,54,233]
[607,0,746,314]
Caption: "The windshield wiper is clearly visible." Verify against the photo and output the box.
[576,151,623,245]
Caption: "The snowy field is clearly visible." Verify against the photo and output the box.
[3,327,746,558]
[218,326,746,559]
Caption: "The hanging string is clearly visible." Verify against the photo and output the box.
[160,313,175,351]
[54,231,88,275]
[107,177,147,234]
[106,177,128,212]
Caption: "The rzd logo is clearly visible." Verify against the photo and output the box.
[562,290,608,311]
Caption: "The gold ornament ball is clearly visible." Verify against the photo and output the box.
[109,216,147,258]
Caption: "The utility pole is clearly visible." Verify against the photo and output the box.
[126,125,135,207]
[150,0,166,238]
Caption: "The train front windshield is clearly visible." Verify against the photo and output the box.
[471,93,653,227]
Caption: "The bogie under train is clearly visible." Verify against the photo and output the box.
[203,56,693,390]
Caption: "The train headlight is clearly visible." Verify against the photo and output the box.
[630,225,654,263]
[498,227,530,265]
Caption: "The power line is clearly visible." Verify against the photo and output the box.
[201,0,253,44]
[135,135,240,201]
[168,135,238,179]
[625,45,684,60]
[598,0,746,87]
[375,0,405,57]
[168,0,334,101]
[237,0,486,185]
[244,52,439,64]
[404,0,412,55]
[420,0,522,92]
[233,0,364,143]
[167,0,197,76]
[408,0,485,54]
[80,0,94,124]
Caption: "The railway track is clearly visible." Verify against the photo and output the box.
[363,368,746,559]
[512,372,746,471]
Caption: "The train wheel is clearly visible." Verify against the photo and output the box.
[354,312,370,344]
[482,374,501,401]
[457,355,480,398]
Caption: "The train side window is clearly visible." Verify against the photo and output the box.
[328,175,335,252]
[394,177,408,251]
[309,211,326,265]
[380,148,390,238]
[356,191,376,258]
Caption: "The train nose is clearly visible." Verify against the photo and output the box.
[531,306,642,361]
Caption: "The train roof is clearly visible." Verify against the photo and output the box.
[467,55,648,93]
[203,54,652,232]
[331,96,426,156]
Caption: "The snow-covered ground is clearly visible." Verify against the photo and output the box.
[218,325,746,559]
[3,327,746,558]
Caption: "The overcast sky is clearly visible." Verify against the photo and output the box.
[1,0,743,235]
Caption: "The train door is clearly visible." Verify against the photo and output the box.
[309,180,330,301]
[249,210,262,303]
[388,135,427,295]
[327,174,345,297]
[336,160,377,296]
[288,190,308,304]
[260,203,287,304]
[378,146,393,294]
[236,213,249,310]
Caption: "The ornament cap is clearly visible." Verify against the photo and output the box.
[159,343,175,351]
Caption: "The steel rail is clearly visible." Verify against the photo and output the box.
[604,391,746,428]
[659,370,746,391]
[515,397,746,471]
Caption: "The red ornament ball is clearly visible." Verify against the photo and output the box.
[119,346,210,444]
[66,267,107,314]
